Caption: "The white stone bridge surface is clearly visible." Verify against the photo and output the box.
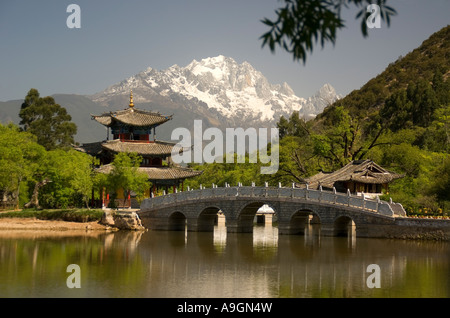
[139,184,450,240]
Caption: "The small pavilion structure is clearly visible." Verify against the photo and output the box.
[302,159,403,198]
[75,90,201,207]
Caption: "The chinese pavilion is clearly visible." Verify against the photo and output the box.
[75,90,202,207]
[302,159,403,198]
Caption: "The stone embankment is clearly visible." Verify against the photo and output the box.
[100,209,146,231]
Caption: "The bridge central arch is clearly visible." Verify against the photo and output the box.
[168,211,186,231]
[194,206,221,232]
[333,215,356,237]
[227,201,277,233]
[290,210,320,235]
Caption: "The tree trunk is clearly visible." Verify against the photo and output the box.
[24,178,50,209]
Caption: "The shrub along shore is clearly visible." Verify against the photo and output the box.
[0,209,104,223]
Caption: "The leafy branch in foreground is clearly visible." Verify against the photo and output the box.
[260,0,396,63]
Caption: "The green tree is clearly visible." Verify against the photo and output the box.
[277,111,311,139]
[408,80,439,127]
[432,70,450,106]
[380,89,414,131]
[38,149,97,208]
[0,123,46,208]
[428,157,450,204]
[274,135,316,184]
[422,106,450,153]
[105,152,150,206]
[19,88,77,150]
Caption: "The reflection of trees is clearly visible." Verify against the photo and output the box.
[0,231,145,297]
[0,230,448,297]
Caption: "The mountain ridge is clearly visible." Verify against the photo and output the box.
[89,55,341,128]
[1,55,342,143]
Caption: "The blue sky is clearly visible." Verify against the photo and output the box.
[1,0,449,101]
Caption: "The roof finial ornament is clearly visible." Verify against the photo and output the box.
[129,89,135,108]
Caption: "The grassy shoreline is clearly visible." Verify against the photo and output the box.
[0,209,104,223]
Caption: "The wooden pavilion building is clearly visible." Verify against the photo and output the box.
[75,90,202,207]
[302,159,403,198]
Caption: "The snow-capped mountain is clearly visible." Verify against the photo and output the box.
[89,55,341,128]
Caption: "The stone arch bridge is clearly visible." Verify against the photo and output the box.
[138,185,420,238]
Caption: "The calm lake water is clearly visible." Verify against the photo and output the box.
[0,224,449,298]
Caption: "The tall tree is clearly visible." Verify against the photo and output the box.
[19,89,77,150]
[0,123,46,208]
[37,149,96,209]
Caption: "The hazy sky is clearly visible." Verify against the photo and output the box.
[1,0,449,101]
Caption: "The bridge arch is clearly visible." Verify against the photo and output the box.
[195,206,221,232]
[168,211,186,231]
[231,201,278,233]
[333,215,356,237]
[280,209,321,235]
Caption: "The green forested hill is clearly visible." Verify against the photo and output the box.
[319,25,449,120]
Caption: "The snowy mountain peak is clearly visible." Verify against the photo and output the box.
[90,56,341,127]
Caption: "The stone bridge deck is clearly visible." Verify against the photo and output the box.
[138,185,450,240]
[141,185,398,216]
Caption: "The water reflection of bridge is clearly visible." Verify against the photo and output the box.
[111,228,441,297]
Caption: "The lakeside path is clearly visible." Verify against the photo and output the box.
[0,218,110,231]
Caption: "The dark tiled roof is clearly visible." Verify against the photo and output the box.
[73,141,104,155]
[101,139,185,156]
[305,159,404,188]
[91,107,172,127]
[140,166,203,180]
[96,164,202,181]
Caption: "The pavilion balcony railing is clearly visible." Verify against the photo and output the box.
[141,183,405,217]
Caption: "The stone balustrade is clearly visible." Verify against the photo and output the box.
[141,183,399,217]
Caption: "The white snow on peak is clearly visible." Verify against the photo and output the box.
[91,55,341,124]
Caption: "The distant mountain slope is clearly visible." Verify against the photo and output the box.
[0,95,106,143]
[0,100,21,124]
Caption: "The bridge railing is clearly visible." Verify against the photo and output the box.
[141,184,396,217]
